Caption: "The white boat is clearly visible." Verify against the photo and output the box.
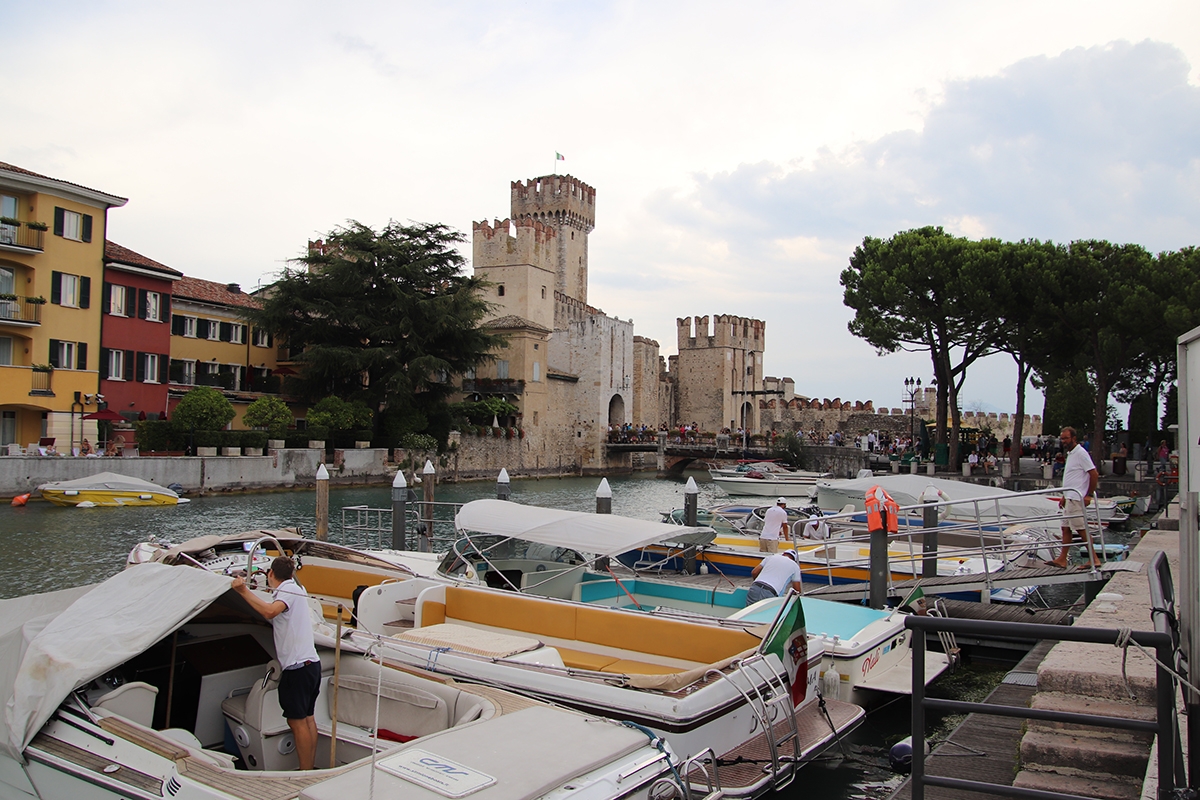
[38,471,188,507]
[0,563,705,800]
[710,469,826,497]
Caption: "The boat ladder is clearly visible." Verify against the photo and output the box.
[678,747,723,800]
[705,653,801,792]
[928,599,961,668]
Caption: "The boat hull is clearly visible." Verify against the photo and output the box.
[41,488,179,507]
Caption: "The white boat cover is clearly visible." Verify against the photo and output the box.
[2,563,232,759]
[37,471,178,498]
[455,499,715,558]
[816,474,1060,520]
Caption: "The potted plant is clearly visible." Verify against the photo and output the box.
[26,221,49,231]
[243,395,292,449]
[241,430,267,456]
[353,429,372,449]
[0,293,16,302]
[193,430,220,457]
[306,424,329,450]
[27,296,46,305]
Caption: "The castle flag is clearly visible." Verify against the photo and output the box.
[556,152,565,161]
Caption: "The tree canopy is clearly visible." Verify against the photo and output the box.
[172,386,235,432]
[247,221,504,445]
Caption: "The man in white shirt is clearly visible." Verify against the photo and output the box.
[801,514,830,540]
[967,451,979,472]
[759,498,789,553]
[232,557,320,769]
[1048,427,1100,569]
[746,550,804,605]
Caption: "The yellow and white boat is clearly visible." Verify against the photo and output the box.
[38,471,187,506]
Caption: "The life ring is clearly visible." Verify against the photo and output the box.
[10,493,30,507]
[1156,471,1169,486]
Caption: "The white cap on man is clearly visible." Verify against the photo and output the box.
[777,497,787,505]
[782,549,798,560]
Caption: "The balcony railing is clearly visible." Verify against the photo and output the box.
[0,224,45,251]
[29,367,53,396]
[0,296,43,325]
[462,378,525,395]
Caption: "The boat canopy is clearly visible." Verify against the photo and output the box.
[2,563,234,759]
[816,474,1060,519]
[455,499,716,558]
[36,471,178,497]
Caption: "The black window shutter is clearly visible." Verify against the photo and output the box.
[197,319,210,339]
[240,324,247,342]
[267,332,274,347]
[53,208,64,237]
[79,276,90,309]
[172,314,185,335]
[51,272,62,305]
[123,350,134,381]
[135,352,146,383]
[137,289,148,320]
[48,339,61,368]
[76,342,87,371]
[220,322,232,342]
[158,355,169,384]
[161,294,170,319]
[100,348,110,380]
[81,215,93,243]
[102,282,112,313]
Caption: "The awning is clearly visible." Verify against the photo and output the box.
[454,499,715,559]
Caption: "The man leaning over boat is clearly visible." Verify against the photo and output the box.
[746,549,804,606]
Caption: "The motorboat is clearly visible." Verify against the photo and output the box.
[38,471,187,507]
[0,563,705,800]
[134,523,861,797]
[709,464,828,497]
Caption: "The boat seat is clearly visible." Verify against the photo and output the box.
[554,647,620,672]
[601,659,684,676]
[93,681,158,728]
[220,660,295,771]
[160,728,238,769]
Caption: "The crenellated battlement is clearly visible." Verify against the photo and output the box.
[676,314,765,349]
[511,174,596,231]
[473,216,559,272]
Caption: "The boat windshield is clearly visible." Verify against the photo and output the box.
[439,535,586,576]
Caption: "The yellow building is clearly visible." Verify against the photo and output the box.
[168,276,281,428]
[0,162,127,452]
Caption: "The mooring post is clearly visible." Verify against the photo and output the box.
[922,504,939,579]
[683,476,699,574]
[497,468,511,501]
[595,477,612,514]
[315,463,329,541]
[869,509,888,609]
[420,459,435,553]
[390,470,407,550]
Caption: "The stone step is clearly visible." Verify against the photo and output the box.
[1020,729,1151,777]
[1014,767,1143,800]
[1027,691,1156,744]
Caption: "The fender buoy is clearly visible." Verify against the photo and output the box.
[10,493,30,507]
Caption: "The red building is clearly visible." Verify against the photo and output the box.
[100,242,182,420]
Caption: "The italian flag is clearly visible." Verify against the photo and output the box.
[556,152,565,161]
[760,592,808,707]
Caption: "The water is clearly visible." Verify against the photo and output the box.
[0,470,1014,798]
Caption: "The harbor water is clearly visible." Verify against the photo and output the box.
[2,471,1027,798]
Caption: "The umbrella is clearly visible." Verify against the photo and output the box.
[137,410,147,421]
[160,408,169,422]
[271,366,299,376]
[83,409,125,421]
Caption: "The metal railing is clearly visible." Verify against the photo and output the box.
[0,223,44,250]
[29,367,52,395]
[906,614,1180,799]
[336,500,464,552]
[0,296,43,324]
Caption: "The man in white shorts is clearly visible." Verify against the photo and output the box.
[1049,427,1100,569]
[746,549,804,606]
[759,497,789,553]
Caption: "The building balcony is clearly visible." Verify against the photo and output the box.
[0,296,43,326]
[29,366,53,397]
[462,378,525,396]
[0,223,45,253]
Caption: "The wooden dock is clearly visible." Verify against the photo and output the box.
[887,640,1057,800]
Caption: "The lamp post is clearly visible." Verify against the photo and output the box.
[904,377,921,450]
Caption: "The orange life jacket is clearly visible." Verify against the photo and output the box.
[864,486,899,533]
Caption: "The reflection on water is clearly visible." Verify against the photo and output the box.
[0,470,1020,798]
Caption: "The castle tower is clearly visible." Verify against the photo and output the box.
[672,314,766,432]
[510,175,595,304]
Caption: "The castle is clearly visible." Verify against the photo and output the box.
[464,174,1039,471]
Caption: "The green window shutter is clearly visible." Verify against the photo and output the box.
[197,319,210,339]
[219,322,232,342]
[79,276,91,309]
[81,214,93,243]
[161,293,170,320]
[158,354,169,384]
[135,352,146,383]
[76,342,87,371]
[172,314,185,336]
[123,350,135,381]
[48,339,61,368]
[137,289,148,320]
[100,348,110,380]
[51,272,62,305]
[53,208,64,237]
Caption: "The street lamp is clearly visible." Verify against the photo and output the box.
[904,377,922,451]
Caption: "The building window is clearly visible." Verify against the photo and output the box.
[61,210,82,241]
[145,291,161,322]
[496,360,509,380]
[207,321,221,341]
[532,362,540,382]
[0,336,11,366]
[253,327,271,347]
[108,349,125,380]
[49,339,78,370]
[541,286,546,299]
[51,271,89,308]
[143,353,160,383]
[109,285,127,316]
[183,360,196,384]
[0,411,14,446]
[497,285,505,297]
[60,274,79,307]
[183,316,196,337]
[230,324,244,344]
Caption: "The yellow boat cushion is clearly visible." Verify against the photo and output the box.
[601,659,682,676]
[421,601,446,626]
[299,565,392,602]
[555,648,620,672]
[444,588,577,641]
[576,606,757,664]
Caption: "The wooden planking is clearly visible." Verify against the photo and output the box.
[29,733,164,795]
[176,757,332,800]
[888,641,1056,800]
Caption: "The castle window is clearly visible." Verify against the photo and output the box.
[498,285,505,297]
[497,360,509,380]
[532,362,540,382]
[541,286,546,299]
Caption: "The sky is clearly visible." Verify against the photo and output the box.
[4,1,1198,419]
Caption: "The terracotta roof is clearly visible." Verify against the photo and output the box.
[484,315,551,333]
[0,161,127,204]
[104,241,183,278]
[173,275,262,310]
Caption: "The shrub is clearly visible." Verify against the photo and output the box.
[193,430,221,448]
[219,430,242,448]
[305,425,329,441]
[243,396,292,436]
[241,430,268,450]
[172,387,235,433]
[284,432,310,448]
[308,396,373,434]
[353,429,372,442]
[399,432,437,451]
[135,420,176,452]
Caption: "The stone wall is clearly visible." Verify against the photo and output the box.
[398,436,586,483]
[632,336,661,427]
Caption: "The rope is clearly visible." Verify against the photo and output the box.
[368,642,384,800]
[815,690,850,759]
[618,720,684,789]
[1114,626,1200,700]
[605,564,644,610]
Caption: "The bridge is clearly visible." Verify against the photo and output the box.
[604,436,771,474]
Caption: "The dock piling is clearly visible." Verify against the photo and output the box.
[497,468,511,501]
[683,476,699,574]
[420,459,434,552]
[869,509,888,609]
[315,463,329,541]
[922,504,939,580]
[595,478,612,514]
[390,471,407,550]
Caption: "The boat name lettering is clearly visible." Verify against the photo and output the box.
[861,648,881,678]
